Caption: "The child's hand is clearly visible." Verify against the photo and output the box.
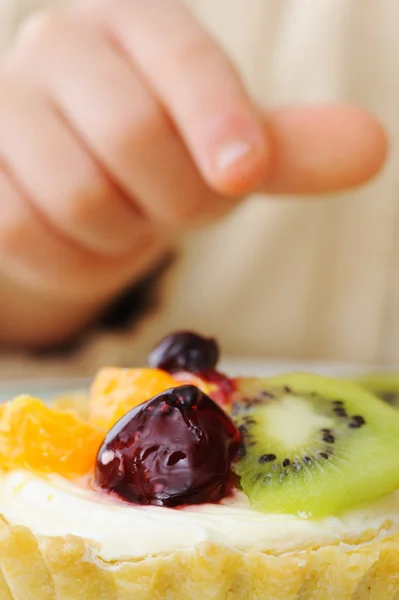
[0,0,388,346]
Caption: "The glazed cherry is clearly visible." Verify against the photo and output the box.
[95,385,241,507]
[148,331,219,374]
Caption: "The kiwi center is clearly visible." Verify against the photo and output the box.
[264,395,333,450]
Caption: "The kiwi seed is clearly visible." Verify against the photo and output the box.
[322,432,335,443]
[282,459,291,467]
[349,415,366,429]
[259,453,277,464]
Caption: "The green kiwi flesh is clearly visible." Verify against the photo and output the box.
[232,373,399,518]
[356,373,399,409]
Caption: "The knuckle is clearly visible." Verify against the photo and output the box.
[63,182,112,244]
[0,219,39,280]
[61,178,137,255]
[177,33,214,68]
[0,180,24,262]
[103,105,165,162]
[17,11,59,46]
[133,108,165,145]
[172,32,234,79]
[141,32,216,87]
[65,180,109,230]
[15,10,78,54]
[0,218,23,261]
[0,70,36,114]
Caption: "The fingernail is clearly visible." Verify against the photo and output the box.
[214,139,254,173]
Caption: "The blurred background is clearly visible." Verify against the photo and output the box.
[0,0,398,383]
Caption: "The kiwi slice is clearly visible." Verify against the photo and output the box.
[356,373,399,408]
[232,373,399,517]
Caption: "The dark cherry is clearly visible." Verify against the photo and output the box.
[148,331,219,374]
[95,385,241,507]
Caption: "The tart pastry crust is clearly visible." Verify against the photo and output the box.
[0,515,398,599]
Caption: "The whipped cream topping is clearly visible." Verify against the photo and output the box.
[0,470,398,561]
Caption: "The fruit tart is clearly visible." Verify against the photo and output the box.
[1,332,399,599]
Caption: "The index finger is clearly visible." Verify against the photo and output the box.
[83,0,270,196]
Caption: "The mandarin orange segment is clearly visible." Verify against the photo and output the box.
[89,367,183,429]
[0,396,104,477]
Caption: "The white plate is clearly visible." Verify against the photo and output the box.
[0,377,91,404]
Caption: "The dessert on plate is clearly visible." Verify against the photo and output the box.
[0,331,399,599]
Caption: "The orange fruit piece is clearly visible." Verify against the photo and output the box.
[0,395,104,478]
[89,367,183,430]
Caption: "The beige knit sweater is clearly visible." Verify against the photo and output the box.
[1,0,399,378]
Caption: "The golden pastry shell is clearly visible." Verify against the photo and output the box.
[0,514,398,599]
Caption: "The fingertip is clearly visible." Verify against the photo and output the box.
[341,106,389,185]
[260,105,390,195]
